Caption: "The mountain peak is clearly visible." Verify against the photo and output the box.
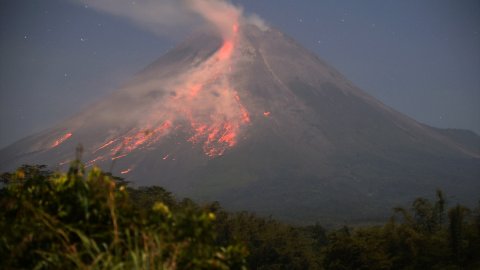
[1,25,479,224]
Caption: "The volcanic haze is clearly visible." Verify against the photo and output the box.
[1,21,479,224]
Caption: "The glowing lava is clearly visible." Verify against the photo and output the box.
[94,139,117,153]
[217,40,234,61]
[109,120,172,156]
[87,156,104,166]
[188,83,202,98]
[120,168,132,174]
[174,21,249,157]
[112,154,127,161]
[59,160,71,166]
[85,22,249,161]
[235,92,251,123]
[51,133,72,148]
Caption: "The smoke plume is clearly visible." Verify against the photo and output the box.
[79,0,248,40]
[65,0,268,159]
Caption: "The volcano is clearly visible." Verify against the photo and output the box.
[1,24,479,224]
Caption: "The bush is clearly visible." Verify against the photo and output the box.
[0,162,247,270]
[2,162,479,269]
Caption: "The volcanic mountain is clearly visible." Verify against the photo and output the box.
[1,24,479,224]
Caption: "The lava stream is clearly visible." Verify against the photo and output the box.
[86,22,249,160]
[51,133,72,148]
[120,168,133,174]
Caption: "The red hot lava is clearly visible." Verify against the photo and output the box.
[120,168,132,174]
[51,133,72,148]
[217,40,234,61]
[177,21,250,157]
[83,22,250,165]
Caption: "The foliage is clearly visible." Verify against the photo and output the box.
[1,162,479,270]
[0,162,247,270]
[322,190,480,270]
[214,209,322,269]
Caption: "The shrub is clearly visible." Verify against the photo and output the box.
[0,161,247,270]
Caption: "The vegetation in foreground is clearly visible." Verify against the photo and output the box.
[1,161,479,269]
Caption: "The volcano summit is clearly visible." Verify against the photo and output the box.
[1,22,479,224]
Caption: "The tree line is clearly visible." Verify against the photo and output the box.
[1,162,479,269]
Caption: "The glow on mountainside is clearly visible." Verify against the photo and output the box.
[77,21,250,170]
[51,133,72,148]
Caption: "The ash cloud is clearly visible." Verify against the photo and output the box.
[69,0,267,157]
[77,0,258,40]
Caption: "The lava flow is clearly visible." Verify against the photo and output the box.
[85,21,250,164]
[180,22,250,157]
[120,168,133,175]
[51,133,72,148]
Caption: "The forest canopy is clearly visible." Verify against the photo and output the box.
[1,161,479,269]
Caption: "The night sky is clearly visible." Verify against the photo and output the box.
[1,0,479,148]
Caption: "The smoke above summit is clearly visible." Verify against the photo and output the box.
[1,8,479,223]
[63,0,267,159]
[78,0,266,40]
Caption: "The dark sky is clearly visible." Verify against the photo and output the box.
[1,0,479,148]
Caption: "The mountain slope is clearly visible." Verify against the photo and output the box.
[1,25,479,224]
